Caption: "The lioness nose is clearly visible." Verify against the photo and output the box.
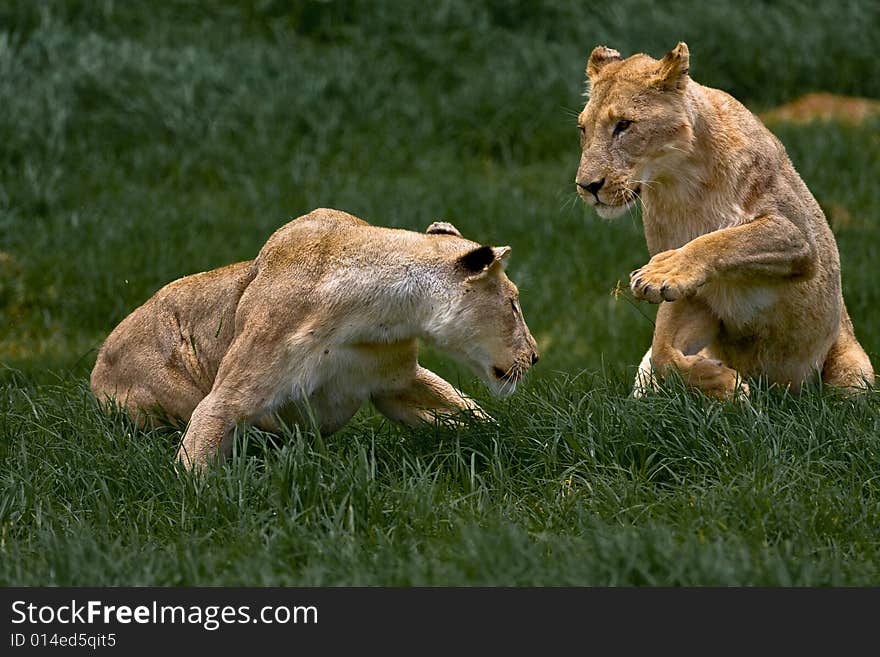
[530,352,539,365]
[578,178,605,196]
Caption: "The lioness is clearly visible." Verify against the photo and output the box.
[91,208,539,470]
[575,42,874,398]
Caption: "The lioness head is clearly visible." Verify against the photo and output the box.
[425,222,539,397]
[575,42,693,218]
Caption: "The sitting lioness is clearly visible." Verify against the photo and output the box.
[575,42,873,398]
[91,208,539,470]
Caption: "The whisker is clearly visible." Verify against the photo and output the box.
[561,190,584,214]
[625,195,640,224]
[560,106,581,120]
[634,180,661,191]
[629,177,662,216]
[498,362,524,396]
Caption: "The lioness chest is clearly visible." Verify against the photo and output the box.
[696,280,780,328]
[268,339,419,434]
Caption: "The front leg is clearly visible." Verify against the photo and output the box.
[177,324,291,471]
[371,366,490,427]
[632,214,816,303]
[177,392,241,470]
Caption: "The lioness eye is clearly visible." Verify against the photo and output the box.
[613,119,632,136]
[510,299,519,314]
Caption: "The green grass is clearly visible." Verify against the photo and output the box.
[3,374,879,585]
[2,0,879,585]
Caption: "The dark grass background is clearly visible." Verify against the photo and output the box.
[1,0,879,585]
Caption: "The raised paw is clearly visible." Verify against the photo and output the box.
[630,248,708,303]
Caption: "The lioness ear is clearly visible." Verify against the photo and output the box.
[426,221,462,237]
[492,246,512,268]
[655,42,689,91]
[586,45,622,79]
[458,245,511,275]
[458,245,496,274]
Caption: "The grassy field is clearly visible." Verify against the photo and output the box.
[1,0,879,585]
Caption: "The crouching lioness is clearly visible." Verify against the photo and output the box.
[91,208,539,470]
[575,42,874,398]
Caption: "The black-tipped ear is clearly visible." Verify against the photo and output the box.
[426,221,462,237]
[458,245,496,273]
[587,45,622,79]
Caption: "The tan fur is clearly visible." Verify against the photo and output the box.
[576,42,873,398]
[91,208,538,470]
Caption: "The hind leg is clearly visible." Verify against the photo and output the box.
[633,347,657,398]
[632,344,729,397]
[92,354,207,428]
[114,384,189,429]
[647,299,749,400]
[822,309,874,389]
